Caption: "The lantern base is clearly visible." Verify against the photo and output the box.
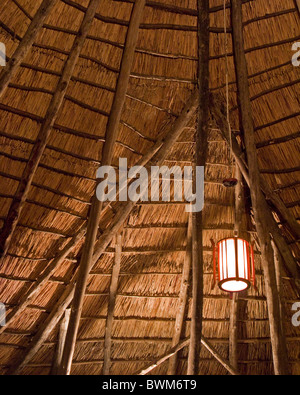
[218,278,250,293]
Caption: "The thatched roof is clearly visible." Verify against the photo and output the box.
[0,0,299,375]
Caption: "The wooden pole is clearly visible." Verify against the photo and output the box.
[0,0,58,97]
[51,308,71,375]
[209,96,300,293]
[102,232,122,375]
[0,0,101,257]
[229,166,245,370]
[59,0,146,375]
[167,212,192,375]
[187,0,210,375]
[231,0,289,375]
[9,89,199,375]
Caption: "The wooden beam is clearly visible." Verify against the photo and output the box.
[186,0,209,376]
[51,308,71,375]
[167,212,192,375]
[0,0,57,97]
[295,0,300,15]
[102,233,122,375]
[58,0,146,375]
[229,166,244,371]
[0,0,101,258]
[10,89,199,375]
[231,0,289,375]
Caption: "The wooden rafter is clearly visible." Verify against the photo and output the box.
[102,232,122,375]
[167,212,192,375]
[9,89,199,375]
[231,0,289,375]
[58,0,146,375]
[51,309,71,375]
[0,0,58,97]
[0,0,102,258]
[187,0,210,376]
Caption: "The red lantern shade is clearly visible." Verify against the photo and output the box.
[213,237,255,293]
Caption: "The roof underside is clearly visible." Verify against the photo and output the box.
[0,0,299,375]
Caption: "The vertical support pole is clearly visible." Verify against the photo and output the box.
[229,166,244,370]
[168,212,192,375]
[187,0,210,375]
[103,232,122,375]
[231,0,289,375]
[51,309,71,375]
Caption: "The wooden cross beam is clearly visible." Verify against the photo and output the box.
[0,0,102,258]
[231,0,289,375]
[0,0,58,97]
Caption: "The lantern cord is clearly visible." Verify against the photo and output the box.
[223,0,234,166]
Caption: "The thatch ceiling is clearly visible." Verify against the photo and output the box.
[0,0,299,375]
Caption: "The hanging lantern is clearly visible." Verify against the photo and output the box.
[212,237,255,293]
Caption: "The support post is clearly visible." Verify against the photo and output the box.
[51,308,71,375]
[187,0,210,375]
[231,0,289,375]
[167,212,192,375]
[103,232,122,375]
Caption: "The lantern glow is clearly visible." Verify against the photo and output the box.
[214,237,254,293]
